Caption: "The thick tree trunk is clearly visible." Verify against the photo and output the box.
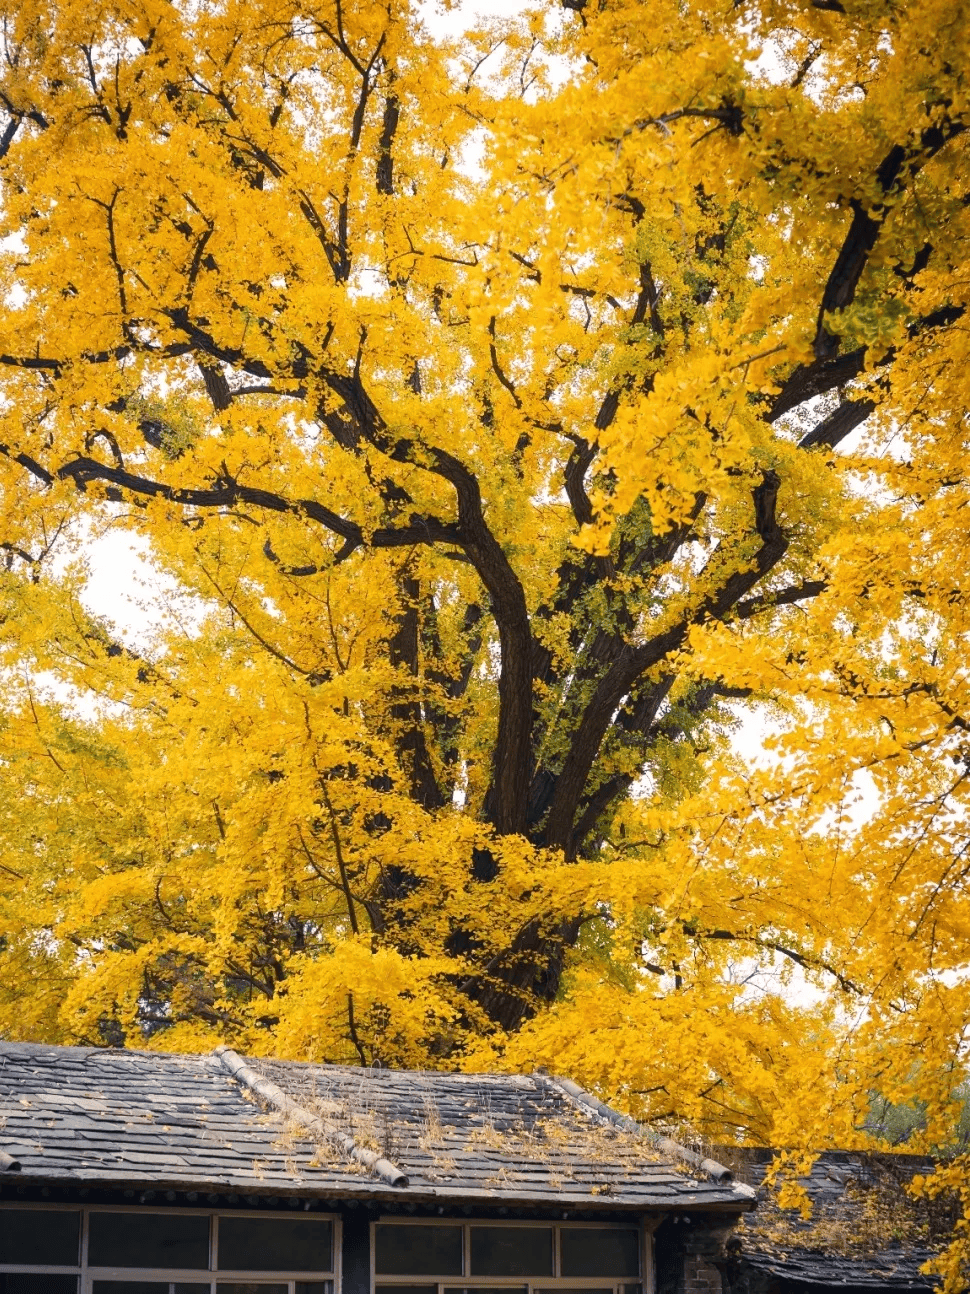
[459,915,584,1032]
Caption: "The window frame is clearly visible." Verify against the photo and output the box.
[370,1218,651,1294]
[0,1202,341,1294]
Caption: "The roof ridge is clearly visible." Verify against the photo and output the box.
[535,1073,755,1198]
[213,1046,408,1189]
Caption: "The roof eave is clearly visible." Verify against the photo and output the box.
[0,1169,753,1212]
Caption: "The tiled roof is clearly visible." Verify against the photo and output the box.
[732,1149,943,1288]
[0,1042,753,1211]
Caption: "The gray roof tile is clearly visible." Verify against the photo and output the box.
[731,1149,943,1288]
[0,1043,751,1210]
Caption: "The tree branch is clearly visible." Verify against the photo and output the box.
[376,90,400,196]
[699,928,862,994]
[488,316,522,408]
[0,440,54,486]
[45,453,461,558]
[735,579,827,619]
[543,472,787,849]
[319,787,360,936]
[798,398,875,450]
[321,368,534,836]
[812,121,968,360]
[0,114,20,160]
[346,991,369,1065]
[771,305,963,424]
[388,572,447,811]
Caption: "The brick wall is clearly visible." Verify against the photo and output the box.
[684,1252,725,1294]
[654,1214,743,1294]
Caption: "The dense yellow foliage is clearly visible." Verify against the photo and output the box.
[1,0,970,1279]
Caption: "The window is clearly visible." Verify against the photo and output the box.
[218,1220,333,1273]
[0,1212,80,1267]
[1,1279,79,1294]
[0,1207,338,1294]
[445,1288,528,1294]
[469,1231,551,1278]
[89,1216,210,1270]
[372,1223,640,1294]
[375,1229,462,1278]
[93,1283,170,1294]
[559,1232,638,1279]
[216,1285,288,1294]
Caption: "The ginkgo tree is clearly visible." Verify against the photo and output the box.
[1,0,970,1253]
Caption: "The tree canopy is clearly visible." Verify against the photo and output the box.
[1,0,970,1276]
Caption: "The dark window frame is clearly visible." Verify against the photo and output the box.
[0,1204,340,1294]
[370,1220,644,1294]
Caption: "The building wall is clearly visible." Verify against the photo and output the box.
[1,1189,706,1294]
[654,1216,739,1294]
[341,1212,370,1294]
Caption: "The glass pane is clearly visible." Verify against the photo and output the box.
[175,1286,212,1294]
[560,1230,639,1279]
[470,1227,552,1277]
[622,1284,642,1294]
[218,1217,333,1272]
[375,1287,437,1294]
[375,1226,463,1277]
[92,1284,169,1294]
[88,1214,210,1270]
[444,1287,528,1294]
[217,1285,287,1294]
[536,1289,615,1294]
[0,1279,78,1294]
[0,1210,80,1265]
[295,1284,332,1294]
